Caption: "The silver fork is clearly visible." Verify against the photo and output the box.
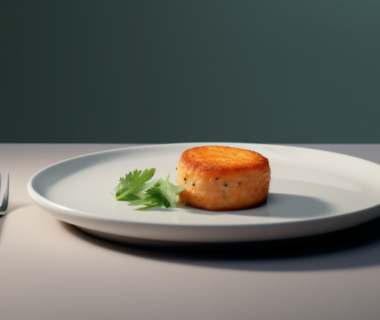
[0,174,9,215]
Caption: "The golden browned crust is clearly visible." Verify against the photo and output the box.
[180,145,269,174]
[176,145,271,211]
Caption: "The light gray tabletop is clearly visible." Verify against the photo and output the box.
[1,144,380,320]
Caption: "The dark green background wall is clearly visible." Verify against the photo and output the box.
[1,1,379,143]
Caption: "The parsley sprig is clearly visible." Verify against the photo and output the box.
[114,168,184,210]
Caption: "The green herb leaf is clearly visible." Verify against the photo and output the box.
[128,175,185,210]
[115,168,156,201]
[114,169,184,210]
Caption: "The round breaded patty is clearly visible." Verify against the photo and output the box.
[176,145,271,211]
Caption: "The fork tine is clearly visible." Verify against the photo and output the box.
[0,173,9,213]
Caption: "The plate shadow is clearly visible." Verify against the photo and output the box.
[60,213,380,272]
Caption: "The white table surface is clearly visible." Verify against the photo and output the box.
[1,143,380,320]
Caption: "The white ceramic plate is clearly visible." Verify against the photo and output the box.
[27,143,380,245]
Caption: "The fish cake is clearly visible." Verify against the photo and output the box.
[176,145,271,211]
